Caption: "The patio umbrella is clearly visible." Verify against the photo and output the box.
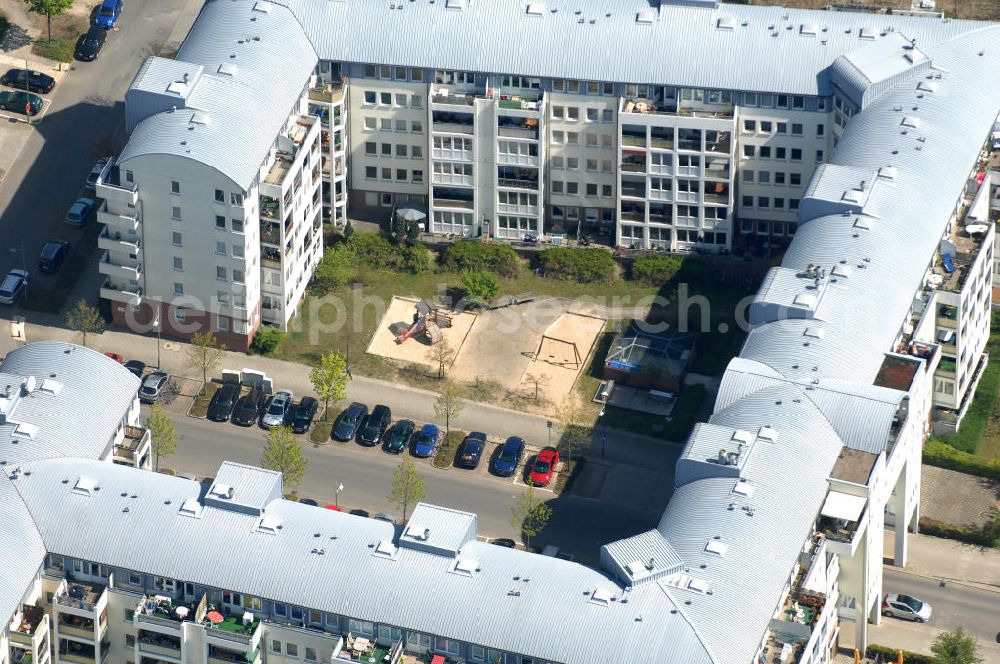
[398,208,426,222]
[206,611,224,623]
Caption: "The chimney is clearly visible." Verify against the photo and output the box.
[423,528,430,541]
[182,72,189,84]
[646,557,655,571]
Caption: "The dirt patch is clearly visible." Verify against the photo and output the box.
[366,296,478,370]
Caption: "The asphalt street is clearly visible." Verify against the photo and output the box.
[879,568,1000,648]
[0,0,195,278]
[154,406,660,566]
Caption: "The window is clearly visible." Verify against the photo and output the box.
[171,180,180,194]
[757,196,770,208]
[567,80,580,93]
[790,198,800,210]
[790,173,802,186]
[274,603,287,617]
[552,106,564,120]
[760,121,773,133]
[217,266,227,281]
[776,122,787,134]
[412,145,423,158]
[759,146,771,159]
[743,145,755,158]
[742,170,754,183]
[602,184,612,197]
[586,108,598,122]
[365,142,376,156]
[230,193,243,206]
[818,98,827,111]
[742,195,753,207]
[586,159,598,171]
[777,94,788,109]
[411,120,423,133]
[551,156,563,169]
[217,316,229,332]
[153,577,176,592]
[172,232,182,246]
[743,120,756,132]
[775,172,786,185]
[552,180,563,194]
[776,147,786,160]
[215,215,226,229]
[271,641,281,654]
[412,170,424,183]
[232,219,244,233]
[381,167,392,180]
[791,148,802,161]
[363,90,376,105]
[602,109,614,123]
[792,96,805,109]
[395,119,407,132]
[380,92,391,106]
[216,241,227,256]
[396,144,408,158]
[171,206,182,220]
[215,189,225,203]
[365,166,377,180]
[364,117,376,130]
[586,133,598,146]
[816,150,824,162]
[758,171,770,184]
[567,107,579,121]
[286,644,298,658]
[380,65,391,79]
[567,182,579,195]
[380,118,391,131]
[567,157,578,170]
[396,168,407,181]
[125,170,134,183]
[552,130,564,144]
[816,124,825,137]
[128,571,141,585]
[586,183,598,196]
[791,123,803,135]
[233,244,244,258]
[125,635,135,648]
[774,198,785,209]
[411,94,422,108]
[567,132,579,144]
[394,93,407,107]
[381,193,392,207]
[601,159,613,172]
[381,143,391,156]
[173,257,183,271]
[305,648,316,662]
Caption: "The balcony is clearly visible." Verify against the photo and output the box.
[497,152,539,167]
[308,80,345,105]
[818,493,867,557]
[433,198,474,211]
[56,582,105,613]
[262,247,282,269]
[204,615,261,650]
[431,91,476,107]
[95,162,138,207]
[96,200,139,234]
[99,251,141,281]
[497,121,538,141]
[260,219,281,247]
[432,121,474,136]
[98,226,141,254]
[431,172,475,186]
[59,613,99,641]
[11,606,47,647]
[497,178,539,190]
[138,632,181,658]
[260,195,279,220]
[113,425,149,466]
[59,638,106,664]
[208,646,260,664]
[100,278,143,306]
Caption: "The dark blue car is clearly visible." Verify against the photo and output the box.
[412,424,440,458]
[332,402,368,441]
[96,0,123,29]
[456,431,487,469]
[491,436,524,476]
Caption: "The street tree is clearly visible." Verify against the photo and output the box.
[523,372,550,401]
[185,331,226,390]
[427,338,456,379]
[555,398,590,461]
[931,628,982,664]
[143,403,176,472]
[433,381,464,438]
[23,0,72,42]
[261,426,307,489]
[65,299,105,348]
[310,350,350,420]
[510,486,552,550]
[388,457,426,522]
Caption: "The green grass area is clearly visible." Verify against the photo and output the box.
[432,430,464,468]
[211,615,259,634]
[32,38,75,63]
[189,383,219,418]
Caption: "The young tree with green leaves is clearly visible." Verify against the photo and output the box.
[310,350,350,420]
[23,0,72,42]
[931,628,982,664]
[66,299,105,348]
[555,398,590,461]
[185,331,226,390]
[460,269,500,307]
[433,381,464,438]
[510,486,552,550]
[427,338,456,379]
[387,457,427,522]
[309,246,353,295]
[143,403,176,472]
[406,218,421,244]
[523,372,550,401]
[261,426,307,489]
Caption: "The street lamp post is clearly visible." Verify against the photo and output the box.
[336,480,344,508]
[598,407,607,461]
[546,420,552,447]
[153,312,161,369]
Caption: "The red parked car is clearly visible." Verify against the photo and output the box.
[104,352,124,363]
[529,447,560,487]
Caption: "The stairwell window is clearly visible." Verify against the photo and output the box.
[230,192,244,206]
[215,189,225,203]
[171,180,180,195]
[172,232,182,246]
[171,206,182,220]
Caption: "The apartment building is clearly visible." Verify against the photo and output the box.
[97,0,324,350]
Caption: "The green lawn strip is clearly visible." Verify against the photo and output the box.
[32,38,75,63]
[189,383,219,418]
[432,430,464,469]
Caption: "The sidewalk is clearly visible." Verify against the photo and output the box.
[0,317,683,472]
[886,530,1000,590]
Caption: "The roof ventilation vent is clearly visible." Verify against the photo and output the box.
[636,9,655,23]
[526,2,543,16]
[72,477,97,496]
[716,16,735,30]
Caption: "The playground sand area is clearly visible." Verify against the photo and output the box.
[368,296,605,403]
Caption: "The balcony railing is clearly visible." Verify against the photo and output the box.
[497,178,539,191]
[497,126,537,140]
[432,122,475,135]
[433,198,475,210]
[100,278,143,306]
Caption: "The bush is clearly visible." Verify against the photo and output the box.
[344,231,432,273]
[662,383,707,441]
[251,327,284,355]
[309,245,354,295]
[923,439,1000,480]
[919,516,1000,548]
[538,247,616,283]
[0,11,8,39]
[460,269,500,306]
[631,254,684,285]
[433,430,465,469]
[865,645,933,664]
[441,241,520,278]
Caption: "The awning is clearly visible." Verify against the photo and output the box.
[821,491,866,522]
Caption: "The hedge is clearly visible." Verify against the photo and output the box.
[441,241,521,278]
[250,327,284,354]
[537,247,616,283]
[919,516,1000,548]
[923,439,1000,480]
[865,645,932,664]
[663,383,707,441]
[631,254,684,285]
[344,232,433,273]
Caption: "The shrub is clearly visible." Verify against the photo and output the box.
[923,439,1000,480]
[865,645,933,664]
[631,254,684,285]
[538,247,616,283]
[251,327,284,355]
[344,231,432,273]
[918,516,1000,548]
[461,269,500,306]
[309,245,354,295]
[442,241,520,278]
[662,383,707,441]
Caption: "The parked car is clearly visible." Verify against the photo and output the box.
[231,387,265,426]
[373,512,396,524]
[138,371,169,403]
[299,498,318,507]
[207,383,240,422]
[261,390,294,428]
[1,68,55,94]
[96,0,124,29]
[357,404,391,446]
[332,402,368,441]
[290,396,318,434]
[64,197,95,226]
[490,538,517,548]
[0,269,29,305]
[324,504,342,512]
[882,594,932,622]
[456,431,487,469]
[76,25,107,61]
[0,90,42,116]
[382,419,415,454]
[85,158,109,190]
[176,472,197,481]
[124,359,145,378]
[412,424,441,458]
[529,447,560,487]
[491,436,525,476]
[37,240,69,273]
[104,352,123,363]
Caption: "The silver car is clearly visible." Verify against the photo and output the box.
[882,593,932,622]
[261,390,294,428]
[139,371,170,403]
[0,269,29,305]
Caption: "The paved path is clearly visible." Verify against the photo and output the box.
[920,464,998,528]
[884,530,1000,590]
